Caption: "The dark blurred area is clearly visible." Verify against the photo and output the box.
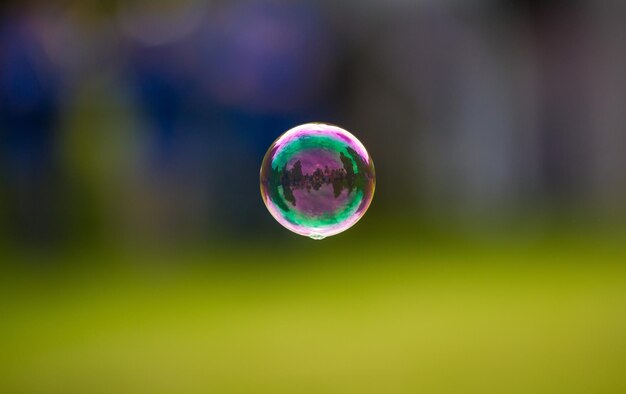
[1,0,624,249]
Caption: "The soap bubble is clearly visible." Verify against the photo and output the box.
[260,123,375,239]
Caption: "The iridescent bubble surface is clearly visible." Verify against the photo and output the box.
[260,123,375,239]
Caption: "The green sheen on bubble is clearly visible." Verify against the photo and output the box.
[272,135,360,175]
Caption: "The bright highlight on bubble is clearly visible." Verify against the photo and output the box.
[260,123,375,239]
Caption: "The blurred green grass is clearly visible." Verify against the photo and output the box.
[1,225,625,393]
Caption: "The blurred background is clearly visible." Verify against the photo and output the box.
[1,0,625,392]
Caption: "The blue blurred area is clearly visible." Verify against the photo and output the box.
[0,0,625,246]
[0,10,63,243]
[119,1,338,239]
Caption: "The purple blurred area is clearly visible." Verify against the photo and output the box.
[1,0,625,247]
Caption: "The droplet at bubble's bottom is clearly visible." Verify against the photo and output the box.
[260,123,375,239]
